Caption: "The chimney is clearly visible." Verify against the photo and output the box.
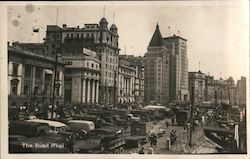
[62,24,67,29]
[77,26,79,29]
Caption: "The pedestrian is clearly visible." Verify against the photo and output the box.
[152,134,157,148]
[138,147,145,154]
[166,121,169,128]
[170,130,174,145]
[149,135,153,147]
[173,130,177,143]
[171,117,174,124]
[149,134,157,148]
[66,135,74,153]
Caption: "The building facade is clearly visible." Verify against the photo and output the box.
[189,71,206,104]
[164,35,189,103]
[45,17,120,106]
[226,77,236,105]
[117,58,136,105]
[119,55,144,105]
[205,75,236,105]
[144,24,169,105]
[8,42,64,111]
[236,76,246,107]
[64,48,100,105]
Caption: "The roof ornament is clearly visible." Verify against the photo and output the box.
[156,22,159,29]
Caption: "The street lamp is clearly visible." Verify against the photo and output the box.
[51,53,61,119]
[113,70,116,107]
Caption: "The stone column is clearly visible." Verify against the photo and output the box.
[82,78,86,103]
[42,69,45,94]
[92,80,95,103]
[17,64,23,95]
[21,64,25,94]
[87,79,91,103]
[32,66,36,93]
[96,81,99,103]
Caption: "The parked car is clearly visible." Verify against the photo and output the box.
[77,126,126,154]
[127,114,141,122]
[67,120,95,132]
[26,119,67,133]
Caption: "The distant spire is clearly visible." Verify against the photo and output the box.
[56,7,59,25]
[156,22,159,29]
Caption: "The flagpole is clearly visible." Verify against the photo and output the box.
[51,6,59,119]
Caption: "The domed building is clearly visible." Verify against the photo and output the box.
[45,17,120,105]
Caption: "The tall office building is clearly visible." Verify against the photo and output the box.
[164,35,189,103]
[144,24,169,105]
[236,76,246,107]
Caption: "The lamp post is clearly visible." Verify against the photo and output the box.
[113,69,117,107]
[104,81,107,107]
[51,53,61,119]
[50,6,60,119]
[188,86,195,147]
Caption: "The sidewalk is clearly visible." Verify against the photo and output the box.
[169,125,219,154]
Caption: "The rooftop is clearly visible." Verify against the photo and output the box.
[148,24,164,47]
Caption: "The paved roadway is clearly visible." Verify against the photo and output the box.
[124,119,186,154]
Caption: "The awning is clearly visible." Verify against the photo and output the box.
[124,98,128,103]
[45,69,53,74]
[129,98,134,103]
[119,98,124,104]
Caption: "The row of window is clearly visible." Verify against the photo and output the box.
[10,63,62,81]
[66,32,94,38]
[10,81,60,96]
[85,72,99,77]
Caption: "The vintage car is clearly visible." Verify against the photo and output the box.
[77,126,126,154]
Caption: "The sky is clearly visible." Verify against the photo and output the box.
[7,1,249,82]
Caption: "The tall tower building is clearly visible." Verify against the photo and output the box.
[164,35,189,103]
[144,24,169,104]
[45,17,120,106]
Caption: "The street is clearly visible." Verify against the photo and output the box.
[124,119,185,154]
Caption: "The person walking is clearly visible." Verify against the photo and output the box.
[170,130,174,145]
[66,135,74,153]
[166,120,169,128]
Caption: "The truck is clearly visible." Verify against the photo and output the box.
[77,126,126,154]
[176,110,190,126]
[125,121,148,148]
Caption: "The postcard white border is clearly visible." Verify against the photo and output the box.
[1,1,249,159]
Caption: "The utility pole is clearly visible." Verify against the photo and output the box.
[189,86,195,147]
[215,90,217,107]
[51,54,58,119]
[221,91,223,106]
[51,6,59,119]
[113,69,117,107]
[104,82,107,107]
